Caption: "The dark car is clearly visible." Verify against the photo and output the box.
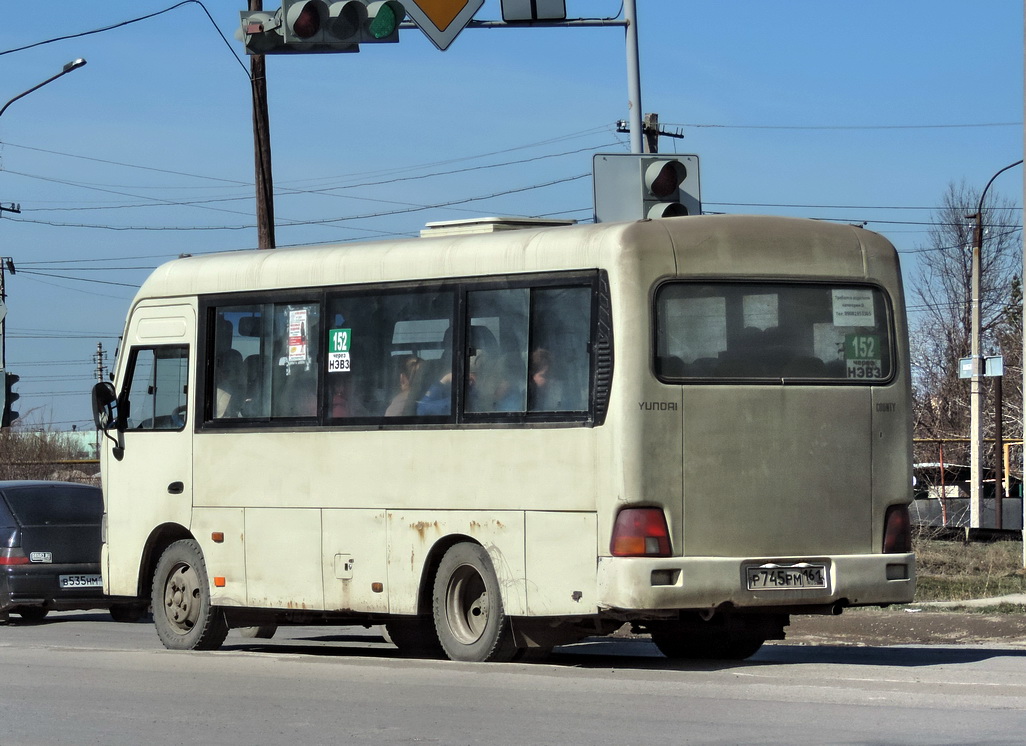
[0,480,144,623]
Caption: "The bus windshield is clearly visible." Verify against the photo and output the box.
[654,281,894,382]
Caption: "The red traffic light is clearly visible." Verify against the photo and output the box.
[287,1,326,39]
[645,160,688,200]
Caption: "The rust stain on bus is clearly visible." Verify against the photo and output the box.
[410,520,440,539]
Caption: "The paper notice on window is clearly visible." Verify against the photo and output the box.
[831,289,875,327]
[288,309,309,363]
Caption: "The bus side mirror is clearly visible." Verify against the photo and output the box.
[91,382,118,431]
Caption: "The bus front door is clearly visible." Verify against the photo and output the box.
[103,309,195,598]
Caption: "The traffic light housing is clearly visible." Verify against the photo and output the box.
[238,1,405,54]
[593,153,701,224]
[501,0,566,21]
[2,372,19,428]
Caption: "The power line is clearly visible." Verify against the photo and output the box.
[667,121,1022,131]
[0,1,249,76]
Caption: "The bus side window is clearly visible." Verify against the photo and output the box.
[529,287,591,412]
[326,289,456,421]
[465,289,528,414]
[271,303,320,418]
[123,346,189,431]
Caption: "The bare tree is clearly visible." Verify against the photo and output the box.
[909,180,1022,470]
[0,426,92,482]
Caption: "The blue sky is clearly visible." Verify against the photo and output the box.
[0,0,1022,431]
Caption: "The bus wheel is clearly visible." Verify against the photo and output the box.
[238,625,278,639]
[432,543,518,663]
[152,539,228,651]
[383,618,444,658]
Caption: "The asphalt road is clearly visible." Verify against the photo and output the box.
[2,610,1026,745]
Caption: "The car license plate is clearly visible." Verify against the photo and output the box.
[746,563,827,590]
[59,574,103,589]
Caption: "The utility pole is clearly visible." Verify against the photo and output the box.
[93,342,108,457]
[250,0,276,249]
[0,246,17,372]
[616,114,685,154]
[93,342,107,383]
[967,159,1022,528]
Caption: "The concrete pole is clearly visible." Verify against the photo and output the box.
[969,159,1024,529]
[623,0,643,154]
[970,215,983,527]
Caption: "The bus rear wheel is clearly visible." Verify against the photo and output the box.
[432,543,518,663]
[152,539,228,651]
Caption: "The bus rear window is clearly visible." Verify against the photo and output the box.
[655,282,894,383]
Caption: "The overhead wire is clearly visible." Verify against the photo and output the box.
[0,1,249,76]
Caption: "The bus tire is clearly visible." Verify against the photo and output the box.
[431,543,518,663]
[152,539,228,651]
[238,625,278,639]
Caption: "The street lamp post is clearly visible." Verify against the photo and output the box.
[0,57,88,410]
[967,158,1023,528]
[0,58,87,121]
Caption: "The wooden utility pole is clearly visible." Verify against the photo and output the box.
[643,113,659,153]
[616,114,685,155]
[250,0,275,249]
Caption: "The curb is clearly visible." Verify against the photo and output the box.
[911,594,1026,609]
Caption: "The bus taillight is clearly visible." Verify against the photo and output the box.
[610,508,672,557]
[882,504,911,554]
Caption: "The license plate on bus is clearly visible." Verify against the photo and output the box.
[59,574,103,589]
[746,564,827,591]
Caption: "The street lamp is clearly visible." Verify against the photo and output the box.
[967,158,1023,528]
[0,58,87,120]
[0,57,87,411]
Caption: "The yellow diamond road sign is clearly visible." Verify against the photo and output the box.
[404,0,484,51]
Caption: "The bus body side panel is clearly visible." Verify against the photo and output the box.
[321,509,389,613]
[244,508,324,609]
[192,508,246,607]
[385,510,527,616]
[192,427,606,616]
[523,511,598,616]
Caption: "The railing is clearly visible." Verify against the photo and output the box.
[913,439,1023,531]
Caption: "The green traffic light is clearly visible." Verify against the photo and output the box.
[367,5,398,39]
[365,1,404,40]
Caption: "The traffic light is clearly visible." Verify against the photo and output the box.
[2,372,19,428]
[592,153,701,224]
[238,1,405,54]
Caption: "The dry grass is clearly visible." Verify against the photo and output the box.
[913,531,1026,602]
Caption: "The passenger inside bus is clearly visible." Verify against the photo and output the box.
[214,349,244,418]
[385,355,424,416]
[416,328,455,416]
